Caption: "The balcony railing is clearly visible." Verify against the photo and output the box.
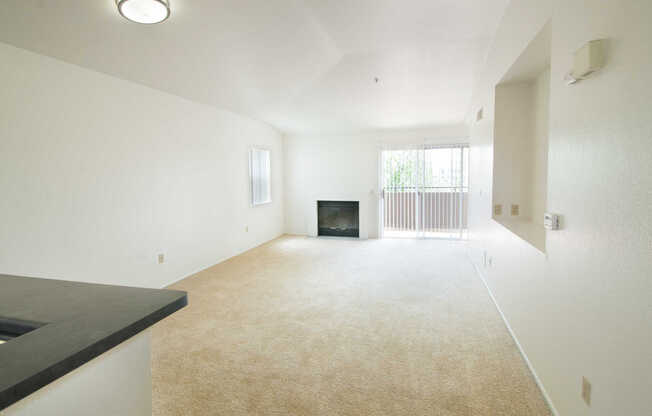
[382,186,468,235]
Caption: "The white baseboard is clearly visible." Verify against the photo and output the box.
[158,233,285,289]
[468,257,560,416]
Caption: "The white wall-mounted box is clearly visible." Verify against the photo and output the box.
[572,40,605,79]
[543,213,560,230]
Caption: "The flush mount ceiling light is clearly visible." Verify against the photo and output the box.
[116,0,170,24]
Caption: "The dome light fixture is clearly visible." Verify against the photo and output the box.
[116,0,170,24]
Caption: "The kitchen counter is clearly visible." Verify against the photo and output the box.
[0,274,187,410]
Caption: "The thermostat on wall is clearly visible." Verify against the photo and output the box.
[544,213,560,230]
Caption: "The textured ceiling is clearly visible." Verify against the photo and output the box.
[0,0,509,134]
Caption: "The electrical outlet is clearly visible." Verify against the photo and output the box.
[582,377,591,406]
[157,253,165,264]
[511,204,520,216]
[494,204,503,216]
[245,225,249,232]
[488,257,493,267]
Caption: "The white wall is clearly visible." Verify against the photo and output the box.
[467,1,652,415]
[283,126,468,238]
[493,81,536,219]
[2,331,151,416]
[0,42,284,289]
[493,68,550,252]
[530,68,550,231]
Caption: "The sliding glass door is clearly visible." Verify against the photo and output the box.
[381,145,469,239]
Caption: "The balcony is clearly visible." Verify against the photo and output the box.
[382,186,468,239]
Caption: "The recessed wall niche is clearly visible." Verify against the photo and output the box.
[492,21,551,252]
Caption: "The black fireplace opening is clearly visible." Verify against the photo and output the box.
[318,200,359,237]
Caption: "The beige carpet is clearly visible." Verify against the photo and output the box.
[152,235,551,416]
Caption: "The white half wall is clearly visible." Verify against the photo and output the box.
[0,42,284,289]
[2,331,151,416]
[283,126,469,238]
[467,1,652,415]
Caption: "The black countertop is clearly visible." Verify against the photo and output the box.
[0,274,187,410]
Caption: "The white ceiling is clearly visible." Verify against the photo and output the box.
[0,0,509,134]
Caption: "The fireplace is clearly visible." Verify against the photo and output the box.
[318,201,359,237]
